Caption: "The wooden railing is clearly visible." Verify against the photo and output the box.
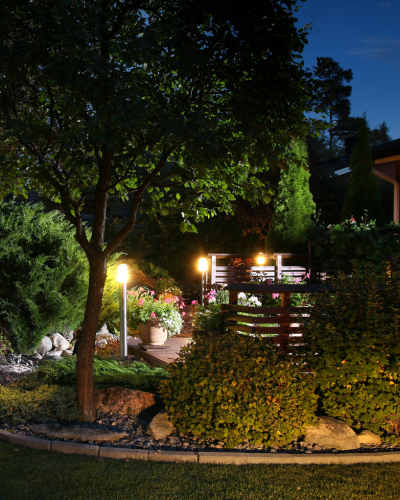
[205,253,326,293]
[220,282,330,352]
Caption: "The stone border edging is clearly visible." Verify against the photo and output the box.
[1,429,400,465]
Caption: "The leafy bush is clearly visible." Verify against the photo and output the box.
[160,333,318,447]
[0,202,89,353]
[300,262,400,442]
[19,356,169,393]
[0,384,79,424]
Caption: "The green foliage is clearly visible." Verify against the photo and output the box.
[160,333,318,448]
[19,356,169,394]
[309,218,400,271]
[341,122,385,224]
[0,202,88,353]
[0,384,79,424]
[265,139,315,252]
[300,262,400,441]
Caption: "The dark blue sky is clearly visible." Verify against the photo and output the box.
[295,0,400,140]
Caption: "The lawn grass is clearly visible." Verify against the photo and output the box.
[1,442,400,500]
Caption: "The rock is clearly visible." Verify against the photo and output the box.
[50,333,70,351]
[29,424,128,442]
[95,387,156,416]
[61,350,74,357]
[36,336,53,356]
[27,353,42,361]
[63,331,74,342]
[358,430,382,445]
[149,409,175,441]
[304,416,360,450]
[97,324,111,336]
[0,353,9,365]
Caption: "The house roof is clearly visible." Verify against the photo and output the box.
[372,138,400,160]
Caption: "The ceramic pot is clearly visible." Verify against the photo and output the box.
[139,319,168,345]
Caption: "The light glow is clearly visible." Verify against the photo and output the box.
[256,254,266,266]
[198,258,208,272]
[117,264,129,283]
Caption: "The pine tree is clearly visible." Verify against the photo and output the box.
[265,139,316,252]
[341,121,385,224]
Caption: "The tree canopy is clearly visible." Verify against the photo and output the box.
[0,0,317,420]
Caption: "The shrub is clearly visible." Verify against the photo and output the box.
[193,289,229,331]
[160,333,318,447]
[300,262,400,442]
[19,356,169,393]
[0,202,89,353]
[0,384,79,424]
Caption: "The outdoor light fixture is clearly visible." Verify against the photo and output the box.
[198,258,208,306]
[256,253,266,266]
[117,264,128,359]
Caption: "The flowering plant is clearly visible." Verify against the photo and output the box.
[193,289,229,331]
[128,287,184,336]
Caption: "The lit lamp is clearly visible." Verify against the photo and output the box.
[256,253,266,266]
[198,258,208,306]
[117,264,129,359]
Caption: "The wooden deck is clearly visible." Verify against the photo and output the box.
[127,337,191,366]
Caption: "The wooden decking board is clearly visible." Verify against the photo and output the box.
[127,337,190,366]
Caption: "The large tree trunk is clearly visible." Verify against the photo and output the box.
[76,252,108,422]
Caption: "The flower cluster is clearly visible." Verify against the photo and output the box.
[193,289,229,331]
[237,292,262,307]
[128,288,183,336]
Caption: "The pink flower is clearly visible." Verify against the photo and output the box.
[305,273,310,279]
[180,304,184,309]
[191,300,198,305]
[150,312,156,318]
[294,278,300,283]
[174,296,180,302]
[272,293,280,299]
[182,312,186,316]
[139,287,144,292]
[181,302,185,307]
[209,290,216,296]
[128,291,138,296]
[138,299,145,306]
[164,298,173,304]
[150,290,155,295]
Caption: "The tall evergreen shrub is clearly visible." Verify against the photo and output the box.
[341,121,385,224]
[0,202,89,352]
[265,139,315,252]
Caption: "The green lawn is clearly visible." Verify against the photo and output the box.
[1,442,400,500]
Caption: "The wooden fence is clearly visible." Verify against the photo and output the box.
[204,253,327,293]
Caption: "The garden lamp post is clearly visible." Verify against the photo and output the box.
[198,258,208,306]
[117,263,128,359]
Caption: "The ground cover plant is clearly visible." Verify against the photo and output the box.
[3,444,400,500]
[300,261,400,442]
[161,332,318,448]
[0,202,88,353]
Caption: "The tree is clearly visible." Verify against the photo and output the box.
[310,57,353,155]
[341,121,385,224]
[265,139,316,252]
[0,0,316,421]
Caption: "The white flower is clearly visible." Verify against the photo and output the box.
[248,296,257,302]
[238,292,246,299]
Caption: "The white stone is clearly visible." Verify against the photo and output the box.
[304,416,360,450]
[50,333,70,351]
[36,336,53,356]
[97,324,110,336]
[44,350,63,357]
[61,350,74,357]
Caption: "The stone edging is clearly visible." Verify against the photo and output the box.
[2,429,400,465]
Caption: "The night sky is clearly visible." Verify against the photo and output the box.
[295,0,400,140]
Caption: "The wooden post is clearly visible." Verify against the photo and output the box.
[279,291,290,352]
[211,255,217,286]
[276,254,282,282]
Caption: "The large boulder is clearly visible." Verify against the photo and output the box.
[304,416,360,450]
[149,409,175,441]
[0,353,8,365]
[63,331,74,342]
[36,336,53,356]
[95,386,156,416]
[50,333,70,351]
[358,430,382,445]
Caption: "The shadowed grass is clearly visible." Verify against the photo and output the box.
[1,442,400,500]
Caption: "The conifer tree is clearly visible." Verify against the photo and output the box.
[341,121,384,224]
[265,139,315,252]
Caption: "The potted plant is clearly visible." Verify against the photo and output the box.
[128,288,184,346]
[192,289,229,340]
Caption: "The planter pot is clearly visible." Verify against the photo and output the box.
[192,330,222,341]
[139,319,168,346]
